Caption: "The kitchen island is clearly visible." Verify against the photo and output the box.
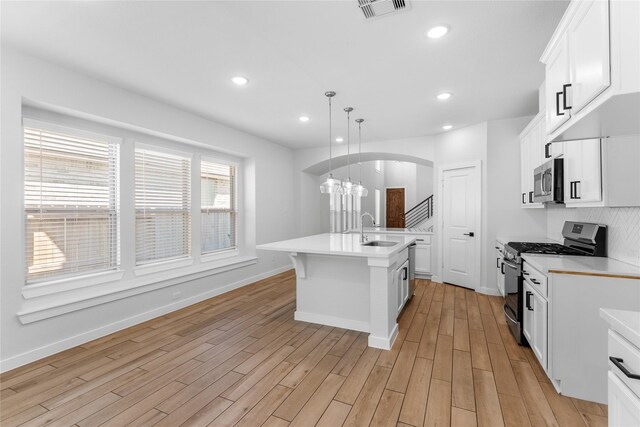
[257,233,416,349]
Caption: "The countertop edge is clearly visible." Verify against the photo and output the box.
[256,236,416,259]
[521,254,640,280]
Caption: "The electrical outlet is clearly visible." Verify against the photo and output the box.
[172,291,182,300]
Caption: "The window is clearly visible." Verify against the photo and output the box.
[24,121,120,283]
[201,160,236,254]
[135,147,191,265]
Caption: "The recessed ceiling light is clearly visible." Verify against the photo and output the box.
[299,116,310,122]
[425,25,450,39]
[335,137,344,143]
[442,124,453,130]
[231,76,249,85]
[437,92,452,100]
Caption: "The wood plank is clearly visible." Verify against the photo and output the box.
[273,354,341,421]
[424,378,451,427]
[452,350,476,412]
[452,407,478,427]
[511,361,558,427]
[487,342,520,397]
[343,365,391,427]
[180,397,233,427]
[316,400,352,427]
[417,300,442,360]
[235,385,292,427]
[498,393,533,427]
[263,415,291,427]
[439,309,455,336]
[432,334,453,382]
[385,340,418,393]
[332,334,368,377]
[469,329,492,371]
[398,357,432,426]
[369,389,404,427]
[539,382,584,427]
[405,313,427,343]
[289,373,344,426]
[473,368,505,427]
[454,317,470,351]
[335,347,381,405]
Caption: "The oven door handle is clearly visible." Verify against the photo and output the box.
[502,259,519,269]
[503,304,518,324]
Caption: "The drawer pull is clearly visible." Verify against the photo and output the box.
[525,291,533,311]
[531,279,540,285]
[610,357,640,380]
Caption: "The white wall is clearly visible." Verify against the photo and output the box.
[486,117,548,291]
[0,48,296,370]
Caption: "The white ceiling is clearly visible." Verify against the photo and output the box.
[1,1,568,149]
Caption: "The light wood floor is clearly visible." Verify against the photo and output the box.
[0,270,608,426]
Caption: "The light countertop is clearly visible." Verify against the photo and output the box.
[600,308,640,349]
[496,235,559,246]
[257,233,416,258]
[347,227,433,235]
[522,253,640,279]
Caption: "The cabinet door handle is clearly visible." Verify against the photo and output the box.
[496,257,500,268]
[526,291,533,310]
[402,267,408,281]
[570,181,574,199]
[501,263,505,275]
[531,278,540,285]
[574,181,581,199]
[609,357,640,380]
[529,191,534,203]
[545,142,551,158]
[556,91,565,116]
[562,83,572,110]
[522,193,526,204]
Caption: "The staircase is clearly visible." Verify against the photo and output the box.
[405,195,433,229]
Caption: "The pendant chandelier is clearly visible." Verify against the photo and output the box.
[319,91,343,194]
[342,107,355,195]
[354,118,368,198]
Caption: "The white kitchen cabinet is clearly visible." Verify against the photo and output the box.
[540,0,640,142]
[545,34,572,132]
[523,280,548,371]
[608,372,640,427]
[519,113,545,208]
[495,244,505,297]
[563,138,602,206]
[414,238,431,275]
[396,259,410,317]
[568,0,611,114]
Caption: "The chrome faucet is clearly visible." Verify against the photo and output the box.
[360,212,376,244]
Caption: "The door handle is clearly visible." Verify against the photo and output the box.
[522,193,526,204]
[501,262,505,275]
[526,291,533,310]
[463,232,474,237]
[545,142,551,158]
[529,191,534,203]
[562,84,572,110]
[402,267,408,281]
[610,357,640,380]
[556,91,565,116]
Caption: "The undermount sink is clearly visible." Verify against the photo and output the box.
[361,240,397,247]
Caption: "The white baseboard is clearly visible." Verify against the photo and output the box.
[430,275,442,283]
[368,324,399,350]
[0,265,292,373]
[476,286,502,296]
[294,311,370,333]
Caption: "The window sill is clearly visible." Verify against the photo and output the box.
[134,257,194,277]
[22,270,125,300]
[17,255,258,324]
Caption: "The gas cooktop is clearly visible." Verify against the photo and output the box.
[505,242,589,256]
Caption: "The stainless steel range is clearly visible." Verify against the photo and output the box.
[502,221,607,344]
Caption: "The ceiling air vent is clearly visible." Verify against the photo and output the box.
[357,0,410,20]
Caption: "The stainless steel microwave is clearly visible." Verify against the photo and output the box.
[533,158,564,203]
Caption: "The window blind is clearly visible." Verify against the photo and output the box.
[24,124,120,283]
[201,160,236,254]
[135,148,191,265]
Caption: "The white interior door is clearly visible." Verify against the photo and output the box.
[442,164,480,290]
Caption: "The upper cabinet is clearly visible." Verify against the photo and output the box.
[545,35,572,133]
[568,0,611,114]
[541,0,640,141]
[563,139,602,206]
[519,113,545,208]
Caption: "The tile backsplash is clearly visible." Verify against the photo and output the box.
[547,205,640,266]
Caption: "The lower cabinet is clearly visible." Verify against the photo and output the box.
[523,281,548,370]
[396,259,410,317]
[495,244,505,297]
[608,371,640,426]
[414,239,431,275]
